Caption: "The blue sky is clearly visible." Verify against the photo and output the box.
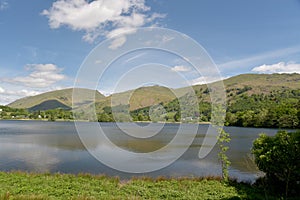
[0,0,300,105]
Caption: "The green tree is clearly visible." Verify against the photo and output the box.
[98,113,113,122]
[240,110,255,127]
[217,128,231,182]
[212,105,231,182]
[252,131,300,198]
[173,111,180,122]
[48,114,56,121]
[278,114,299,128]
[297,100,300,128]
[252,109,268,127]
[225,112,237,126]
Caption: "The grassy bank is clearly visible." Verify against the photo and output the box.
[0,171,287,200]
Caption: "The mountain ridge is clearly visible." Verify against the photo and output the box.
[8,88,105,110]
[7,73,300,111]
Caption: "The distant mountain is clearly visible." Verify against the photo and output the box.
[8,73,300,112]
[103,85,178,111]
[223,73,300,92]
[5,73,300,128]
[124,73,300,128]
[191,73,300,102]
[8,88,105,111]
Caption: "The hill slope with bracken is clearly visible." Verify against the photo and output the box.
[194,73,300,94]
[93,73,300,124]
[7,73,300,112]
[8,88,105,111]
[96,85,178,111]
[5,73,300,128]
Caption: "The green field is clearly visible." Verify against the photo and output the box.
[0,171,287,200]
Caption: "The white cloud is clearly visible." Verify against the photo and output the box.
[0,96,15,105]
[105,27,137,39]
[0,87,42,105]
[8,89,41,97]
[0,86,4,93]
[124,52,147,63]
[1,88,40,96]
[171,65,190,72]
[42,0,164,44]
[95,59,103,64]
[251,62,300,74]
[108,35,127,50]
[189,76,225,85]
[0,0,8,11]
[3,64,66,88]
[219,46,300,70]
[162,35,174,43]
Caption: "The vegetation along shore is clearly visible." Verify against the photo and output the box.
[0,171,298,200]
[1,74,300,129]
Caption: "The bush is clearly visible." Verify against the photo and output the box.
[252,130,300,198]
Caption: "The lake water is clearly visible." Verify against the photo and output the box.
[0,120,281,182]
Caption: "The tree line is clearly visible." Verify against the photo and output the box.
[1,88,300,128]
[0,106,73,121]
[226,90,300,128]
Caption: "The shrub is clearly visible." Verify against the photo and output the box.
[252,130,300,198]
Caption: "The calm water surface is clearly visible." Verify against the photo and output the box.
[0,120,282,182]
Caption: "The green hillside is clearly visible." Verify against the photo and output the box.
[8,88,105,110]
[224,73,300,90]
[191,73,300,99]
[10,74,300,111]
[118,73,300,127]
[101,85,177,111]
[5,73,300,128]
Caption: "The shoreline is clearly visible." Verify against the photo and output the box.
[1,119,299,130]
[0,118,211,124]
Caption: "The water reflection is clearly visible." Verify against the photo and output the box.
[0,120,279,181]
[0,141,60,172]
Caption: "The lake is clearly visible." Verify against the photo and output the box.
[0,120,281,182]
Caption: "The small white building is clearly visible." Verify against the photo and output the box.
[0,109,2,112]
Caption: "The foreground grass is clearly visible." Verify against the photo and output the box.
[0,171,287,200]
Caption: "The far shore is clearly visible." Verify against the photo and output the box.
[0,118,212,124]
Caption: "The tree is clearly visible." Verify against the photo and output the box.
[297,100,300,128]
[48,114,56,121]
[97,113,113,122]
[173,111,180,122]
[252,131,300,198]
[225,112,237,126]
[240,110,255,127]
[278,114,299,128]
[217,128,231,182]
[252,109,268,127]
[212,105,231,182]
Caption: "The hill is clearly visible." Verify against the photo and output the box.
[8,88,105,111]
[6,73,300,128]
[28,100,71,112]
[93,73,300,124]
[223,73,300,90]
[101,85,177,111]
[8,74,300,111]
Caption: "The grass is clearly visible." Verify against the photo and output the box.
[0,171,291,200]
